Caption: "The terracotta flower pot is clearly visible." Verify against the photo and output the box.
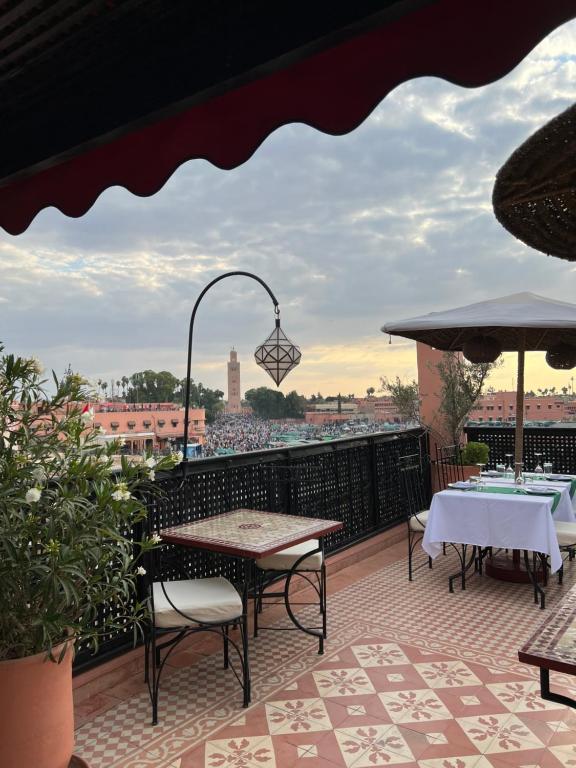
[462,465,479,481]
[0,642,74,768]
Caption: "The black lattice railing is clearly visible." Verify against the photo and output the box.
[74,427,427,672]
[464,426,576,474]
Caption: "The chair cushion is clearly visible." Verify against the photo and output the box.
[555,521,576,547]
[256,539,322,571]
[152,577,242,628]
[409,510,429,531]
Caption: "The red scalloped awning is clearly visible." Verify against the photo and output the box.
[0,0,574,236]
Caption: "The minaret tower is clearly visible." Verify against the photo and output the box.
[226,349,241,413]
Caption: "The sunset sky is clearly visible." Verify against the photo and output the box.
[1,20,576,399]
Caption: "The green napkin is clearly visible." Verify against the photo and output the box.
[480,484,560,512]
[527,474,576,499]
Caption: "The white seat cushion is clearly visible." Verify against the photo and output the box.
[152,577,242,628]
[409,510,429,531]
[555,521,576,547]
[256,539,322,571]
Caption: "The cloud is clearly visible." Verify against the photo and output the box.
[1,20,576,396]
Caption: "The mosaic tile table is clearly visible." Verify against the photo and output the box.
[160,508,343,558]
[520,584,576,708]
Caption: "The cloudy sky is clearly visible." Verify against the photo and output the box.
[1,21,576,399]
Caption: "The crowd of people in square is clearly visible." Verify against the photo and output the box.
[201,414,401,456]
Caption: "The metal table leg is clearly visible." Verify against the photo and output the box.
[540,667,576,707]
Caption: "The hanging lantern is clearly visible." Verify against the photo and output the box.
[462,335,502,364]
[254,316,301,386]
[546,344,576,370]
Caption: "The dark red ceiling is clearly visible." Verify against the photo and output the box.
[0,0,574,236]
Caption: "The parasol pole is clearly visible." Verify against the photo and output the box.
[514,329,526,479]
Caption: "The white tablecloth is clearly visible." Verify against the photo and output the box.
[422,489,563,573]
[478,477,575,522]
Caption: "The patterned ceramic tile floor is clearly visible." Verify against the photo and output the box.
[74,541,576,767]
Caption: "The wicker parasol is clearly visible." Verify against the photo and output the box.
[493,102,576,261]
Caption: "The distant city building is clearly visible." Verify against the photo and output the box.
[470,391,576,423]
[305,412,353,425]
[92,402,205,454]
[305,396,400,425]
[354,396,400,422]
[312,401,359,414]
[226,349,241,413]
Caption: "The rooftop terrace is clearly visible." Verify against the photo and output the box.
[73,535,576,767]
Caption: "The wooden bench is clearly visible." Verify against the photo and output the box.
[519,586,576,707]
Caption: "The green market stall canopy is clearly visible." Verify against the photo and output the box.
[0,0,574,236]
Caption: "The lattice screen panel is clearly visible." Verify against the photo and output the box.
[465,426,576,474]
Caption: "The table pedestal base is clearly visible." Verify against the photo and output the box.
[481,549,547,608]
[485,550,545,585]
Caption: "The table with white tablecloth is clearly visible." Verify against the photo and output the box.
[422,488,563,573]
[476,477,576,523]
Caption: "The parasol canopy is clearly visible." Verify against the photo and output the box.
[0,0,574,236]
[493,102,576,261]
[381,292,576,472]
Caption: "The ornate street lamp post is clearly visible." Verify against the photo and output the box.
[182,271,301,459]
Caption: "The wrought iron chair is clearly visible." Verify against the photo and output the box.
[552,521,576,584]
[399,453,432,581]
[252,463,327,653]
[435,444,464,490]
[143,547,250,725]
[252,539,326,653]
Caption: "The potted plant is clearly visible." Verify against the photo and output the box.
[0,348,180,768]
[460,441,490,477]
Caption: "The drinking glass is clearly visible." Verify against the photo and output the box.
[515,462,525,485]
[476,463,485,489]
[505,454,513,476]
[544,461,553,474]
[496,463,506,474]
[534,453,543,477]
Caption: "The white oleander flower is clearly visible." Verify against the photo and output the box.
[97,426,106,435]
[118,437,126,447]
[111,482,132,501]
[136,566,147,576]
[25,487,42,504]
[148,470,156,482]
[145,457,156,469]
[150,533,162,545]
[172,450,184,464]
[28,356,44,375]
